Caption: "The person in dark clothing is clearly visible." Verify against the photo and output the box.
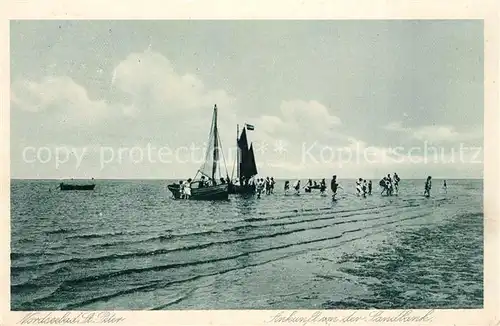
[284,180,290,194]
[265,177,271,195]
[304,179,313,193]
[379,177,389,196]
[368,180,372,195]
[320,178,326,194]
[270,177,276,194]
[330,175,339,200]
[424,176,432,197]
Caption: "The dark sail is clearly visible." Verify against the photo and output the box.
[237,128,249,150]
[237,128,249,181]
[237,128,258,181]
[246,144,258,177]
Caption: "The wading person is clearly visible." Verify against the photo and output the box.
[179,180,185,199]
[362,180,367,198]
[356,178,363,196]
[284,180,290,194]
[443,179,447,194]
[294,179,301,195]
[380,177,387,196]
[424,176,432,197]
[257,178,264,198]
[386,174,393,196]
[368,180,372,195]
[393,173,400,194]
[184,179,192,199]
[320,178,327,195]
[331,175,339,200]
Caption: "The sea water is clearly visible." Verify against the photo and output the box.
[10,179,483,310]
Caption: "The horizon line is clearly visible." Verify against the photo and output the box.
[10,177,484,180]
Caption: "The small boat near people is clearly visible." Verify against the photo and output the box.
[167,104,230,201]
[228,123,258,195]
[304,179,322,192]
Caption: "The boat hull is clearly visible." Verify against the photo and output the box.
[168,183,229,201]
[60,183,95,191]
[228,183,256,195]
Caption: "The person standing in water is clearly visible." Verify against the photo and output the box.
[293,180,301,194]
[179,180,185,199]
[386,174,393,196]
[393,173,400,194]
[320,178,327,194]
[284,180,290,194]
[270,177,276,194]
[380,177,388,195]
[331,175,339,200]
[362,180,367,198]
[424,176,432,197]
[184,179,192,199]
[443,179,447,194]
[257,178,264,198]
[356,178,363,196]
[368,180,372,195]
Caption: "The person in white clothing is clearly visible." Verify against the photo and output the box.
[184,179,191,199]
[179,180,185,199]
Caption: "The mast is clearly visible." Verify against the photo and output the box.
[211,105,218,182]
[236,124,240,182]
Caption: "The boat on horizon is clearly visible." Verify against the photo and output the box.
[167,104,230,201]
[59,180,96,191]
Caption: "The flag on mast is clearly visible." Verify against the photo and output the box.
[245,123,255,131]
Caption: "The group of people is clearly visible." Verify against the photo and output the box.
[177,175,226,199]
[178,178,193,199]
[354,178,373,198]
[283,179,328,195]
[281,174,401,200]
[378,173,401,196]
[176,174,446,200]
[255,177,276,197]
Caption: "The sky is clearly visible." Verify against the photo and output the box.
[10,20,484,179]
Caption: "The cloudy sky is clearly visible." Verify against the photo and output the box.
[10,20,483,179]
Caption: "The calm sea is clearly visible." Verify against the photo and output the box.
[10,178,483,310]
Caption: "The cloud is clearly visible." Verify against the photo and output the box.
[256,100,342,143]
[383,121,407,132]
[11,48,481,179]
[412,125,460,142]
[280,100,341,128]
[383,121,482,143]
[111,49,236,117]
[11,76,122,126]
[11,50,240,148]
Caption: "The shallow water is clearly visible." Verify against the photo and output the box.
[10,179,483,310]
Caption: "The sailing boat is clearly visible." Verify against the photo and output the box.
[228,124,258,194]
[167,105,230,201]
